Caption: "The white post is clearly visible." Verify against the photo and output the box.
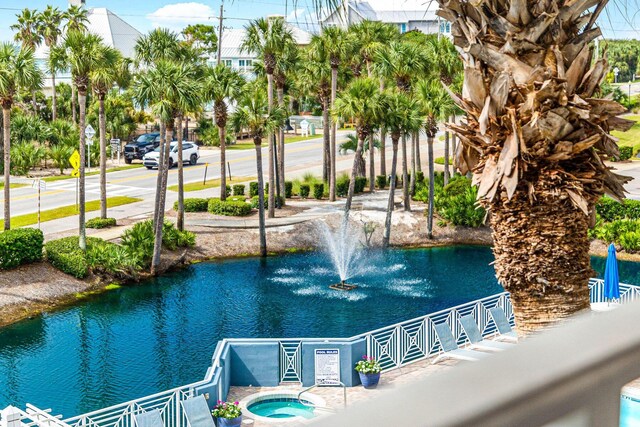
[1,407,23,427]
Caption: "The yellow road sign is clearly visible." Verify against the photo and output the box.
[69,150,81,170]
[71,169,79,178]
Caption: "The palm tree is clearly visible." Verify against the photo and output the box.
[241,17,295,218]
[339,133,380,177]
[230,84,286,257]
[416,79,456,239]
[204,64,245,202]
[36,6,64,121]
[90,45,123,220]
[380,90,422,247]
[63,6,89,125]
[11,9,42,115]
[0,44,41,230]
[63,30,103,250]
[332,78,381,213]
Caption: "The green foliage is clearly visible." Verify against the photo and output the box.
[11,142,46,175]
[299,184,310,198]
[48,144,73,174]
[415,171,425,184]
[250,195,283,209]
[604,39,640,82]
[285,181,293,198]
[174,198,210,212]
[596,197,640,222]
[620,231,640,252]
[161,221,196,249]
[45,236,93,278]
[208,198,252,216]
[0,228,43,270]
[434,176,486,227]
[376,175,387,189]
[232,184,245,196]
[619,146,633,161]
[86,217,117,229]
[120,221,155,266]
[292,172,323,196]
[355,177,367,193]
[313,183,324,199]
[336,173,350,197]
[249,182,259,197]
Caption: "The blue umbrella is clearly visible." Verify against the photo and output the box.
[604,243,620,302]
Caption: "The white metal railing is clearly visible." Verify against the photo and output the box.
[48,279,638,427]
[0,405,71,427]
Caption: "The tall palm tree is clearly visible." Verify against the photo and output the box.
[11,9,42,115]
[90,45,123,220]
[204,64,245,202]
[380,90,422,247]
[230,84,286,257]
[241,17,295,218]
[63,6,89,125]
[37,6,64,121]
[63,30,103,250]
[332,78,381,213]
[0,44,41,230]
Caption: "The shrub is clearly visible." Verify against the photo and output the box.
[336,173,350,197]
[225,185,231,197]
[619,146,633,161]
[0,228,43,269]
[48,144,73,174]
[251,195,284,209]
[227,196,245,202]
[208,198,252,216]
[121,221,155,266]
[313,183,324,199]
[285,181,293,198]
[355,177,367,193]
[45,236,90,278]
[596,197,640,222]
[11,142,46,176]
[232,184,245,196]
[620,231,640,252]
[174,198,209,212]
[376,175,387,189]
[249,182,259,197]
[299,184,310,198]
[415,171,425,184]
[86,217,117,229]
[427,175,486,227]
[161,221,196,249]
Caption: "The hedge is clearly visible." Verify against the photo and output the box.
[86,217,117,229]
[336,174,349,197]
[225,185,231,197]
[251,195,284,209]
[376,175,387,189]
[619,146,633,161]
[45,236,92,278]
[596,197,640,222]
[250,182,259,197]
[285,181,293,198]
[174,198,210,212]
[232,184,245,196]
[0,228,43,270]
[299,184,310,198]
[208,198,252,216]
[355,177,367,194]
[313,183,324,199]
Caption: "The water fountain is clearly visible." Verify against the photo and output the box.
[319,220,365,291]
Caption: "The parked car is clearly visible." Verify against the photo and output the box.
[143,141,200,169]
[123,133,160,163]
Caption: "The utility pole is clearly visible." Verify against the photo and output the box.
[217,0,223,65]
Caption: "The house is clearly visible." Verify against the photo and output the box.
[320,0,450,35]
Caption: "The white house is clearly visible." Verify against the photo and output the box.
[320,0,450,35]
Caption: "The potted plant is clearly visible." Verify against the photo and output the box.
[212,400,242,427]
[355,355,382,389]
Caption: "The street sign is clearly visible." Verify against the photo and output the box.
[110,138,121,152]
[31,179,46,191]
[71,169,79,177]
[85,124,96,140]
[69,150,80,170]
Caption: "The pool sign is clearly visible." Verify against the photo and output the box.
[314,349,340,385]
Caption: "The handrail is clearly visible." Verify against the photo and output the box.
[298,382,347,409]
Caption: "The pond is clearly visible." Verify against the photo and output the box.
[0,246,632,418]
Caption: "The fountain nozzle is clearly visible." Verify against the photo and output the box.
[329,280,358,291]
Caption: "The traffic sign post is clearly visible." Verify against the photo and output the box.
[69,149,80,211]
[31,179,46,229]
[85,125,96,172]
[614,67,620,84]
[110,138,121,164]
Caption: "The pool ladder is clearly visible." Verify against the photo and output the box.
[297,381,347,409]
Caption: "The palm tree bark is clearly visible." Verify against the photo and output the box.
[71,84,77,125]
[277,87,286,206]
[151,121,172,275]
[267,73,275,218]
[2,106,10,230]
[217,103,227,202]
[427,136,435,239]
[78,90,87,250]
[98,94,107,219]
[410,132,417,196]
[31,91,37,115]
[368,134,375,192]
[153,122,166,231]
[254,137,267,257]
[444,130,450,185]
[415,131,421,172]
[401,134,410,211]
[450,115,456,174]
[51,72,57,121]
[380,129,387,178]
[322,99,330,183]
[345,131,366,213]
[382,137,399,248]
[329,66,338,202]
[176,114,185,231]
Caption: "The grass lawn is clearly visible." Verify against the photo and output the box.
[612,115,640,155]
[0,183,27,190]
[43,164,143,182]
[168,176,256,192]
[1,196,142,229]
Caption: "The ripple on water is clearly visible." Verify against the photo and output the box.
[293,286,368,301]
[270,277,305,285]
[274,268,296,275]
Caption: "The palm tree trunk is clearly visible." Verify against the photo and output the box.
[71,84,77,125]
[31,91,37,115]
[491,194,591,335]
[3,106,10,230]
[98,95,107,219]
[444,129,450,186]
[410,132,417,195]
[383,138,399,248]
[51,72,57,122]
[401,134,410,211]
[345,131,365,213]
[380,129,387,177]
[415,131,421,172]
[329,67,338,202]
[78,90,87,250]
[277,87,286,206]
[427,136,435,238]
[450,115,456,175]
[176,114,185,231]
[254,137,267,257]
[153,122,166,233]
[322,100,330,183]
[368,134,375,192]
[151,121,172,275]
[218,119,227,202]
[267,73,275,218]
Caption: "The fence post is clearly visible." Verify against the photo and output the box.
[1,407,22,427]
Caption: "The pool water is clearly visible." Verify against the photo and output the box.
[248,398,315,419]
[621,395,640,427]
[0,246,633,418]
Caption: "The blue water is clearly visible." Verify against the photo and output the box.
[248,398,315,419]
[621,396,640,427]
[0,246,634,419]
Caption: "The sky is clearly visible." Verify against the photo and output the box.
[0,0,639,42]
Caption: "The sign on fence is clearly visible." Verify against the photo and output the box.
[314,349,340,385]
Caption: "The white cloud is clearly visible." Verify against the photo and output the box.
[287,8,306,22]
[147,2,215,30]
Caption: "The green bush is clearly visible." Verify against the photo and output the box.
[336,173,350,197]
[619,146,633,161]
[208,198,252,216]
[250,182,259,197]
[299,184,310,198]
[174,198,210,212]
[121,221,155,266]
[161,221,196,249]
[86,217,117,229]
[416,175,487,227]
[285,181,293,198]
[620,231,640,252]
[225,185,231,198]
[355,177,367,193]
[45,236,91,278]
[0,228,43,270]
[596,197,640,222]
[232,184,245,196]
[313,183,324,199]
[415,171,425,184]
[227,196,246,202]
[250,195,284,209]
[376,175,387,189]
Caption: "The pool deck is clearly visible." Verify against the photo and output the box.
[226,357,461,426]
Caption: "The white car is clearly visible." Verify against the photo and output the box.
[143,141,200,169]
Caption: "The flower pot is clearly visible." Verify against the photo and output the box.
[217,415,242,427]
[358,372,381,389]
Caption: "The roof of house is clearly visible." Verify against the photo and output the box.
[219,24,312,59]
[321,1,439,23]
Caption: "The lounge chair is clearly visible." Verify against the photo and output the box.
[489,307,519,342]
[133,410,164,427]
[459,314,515,352]
[181,395,216,427]
[432,322,491,364]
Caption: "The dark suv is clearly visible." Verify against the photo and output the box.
[123,133,160,163]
